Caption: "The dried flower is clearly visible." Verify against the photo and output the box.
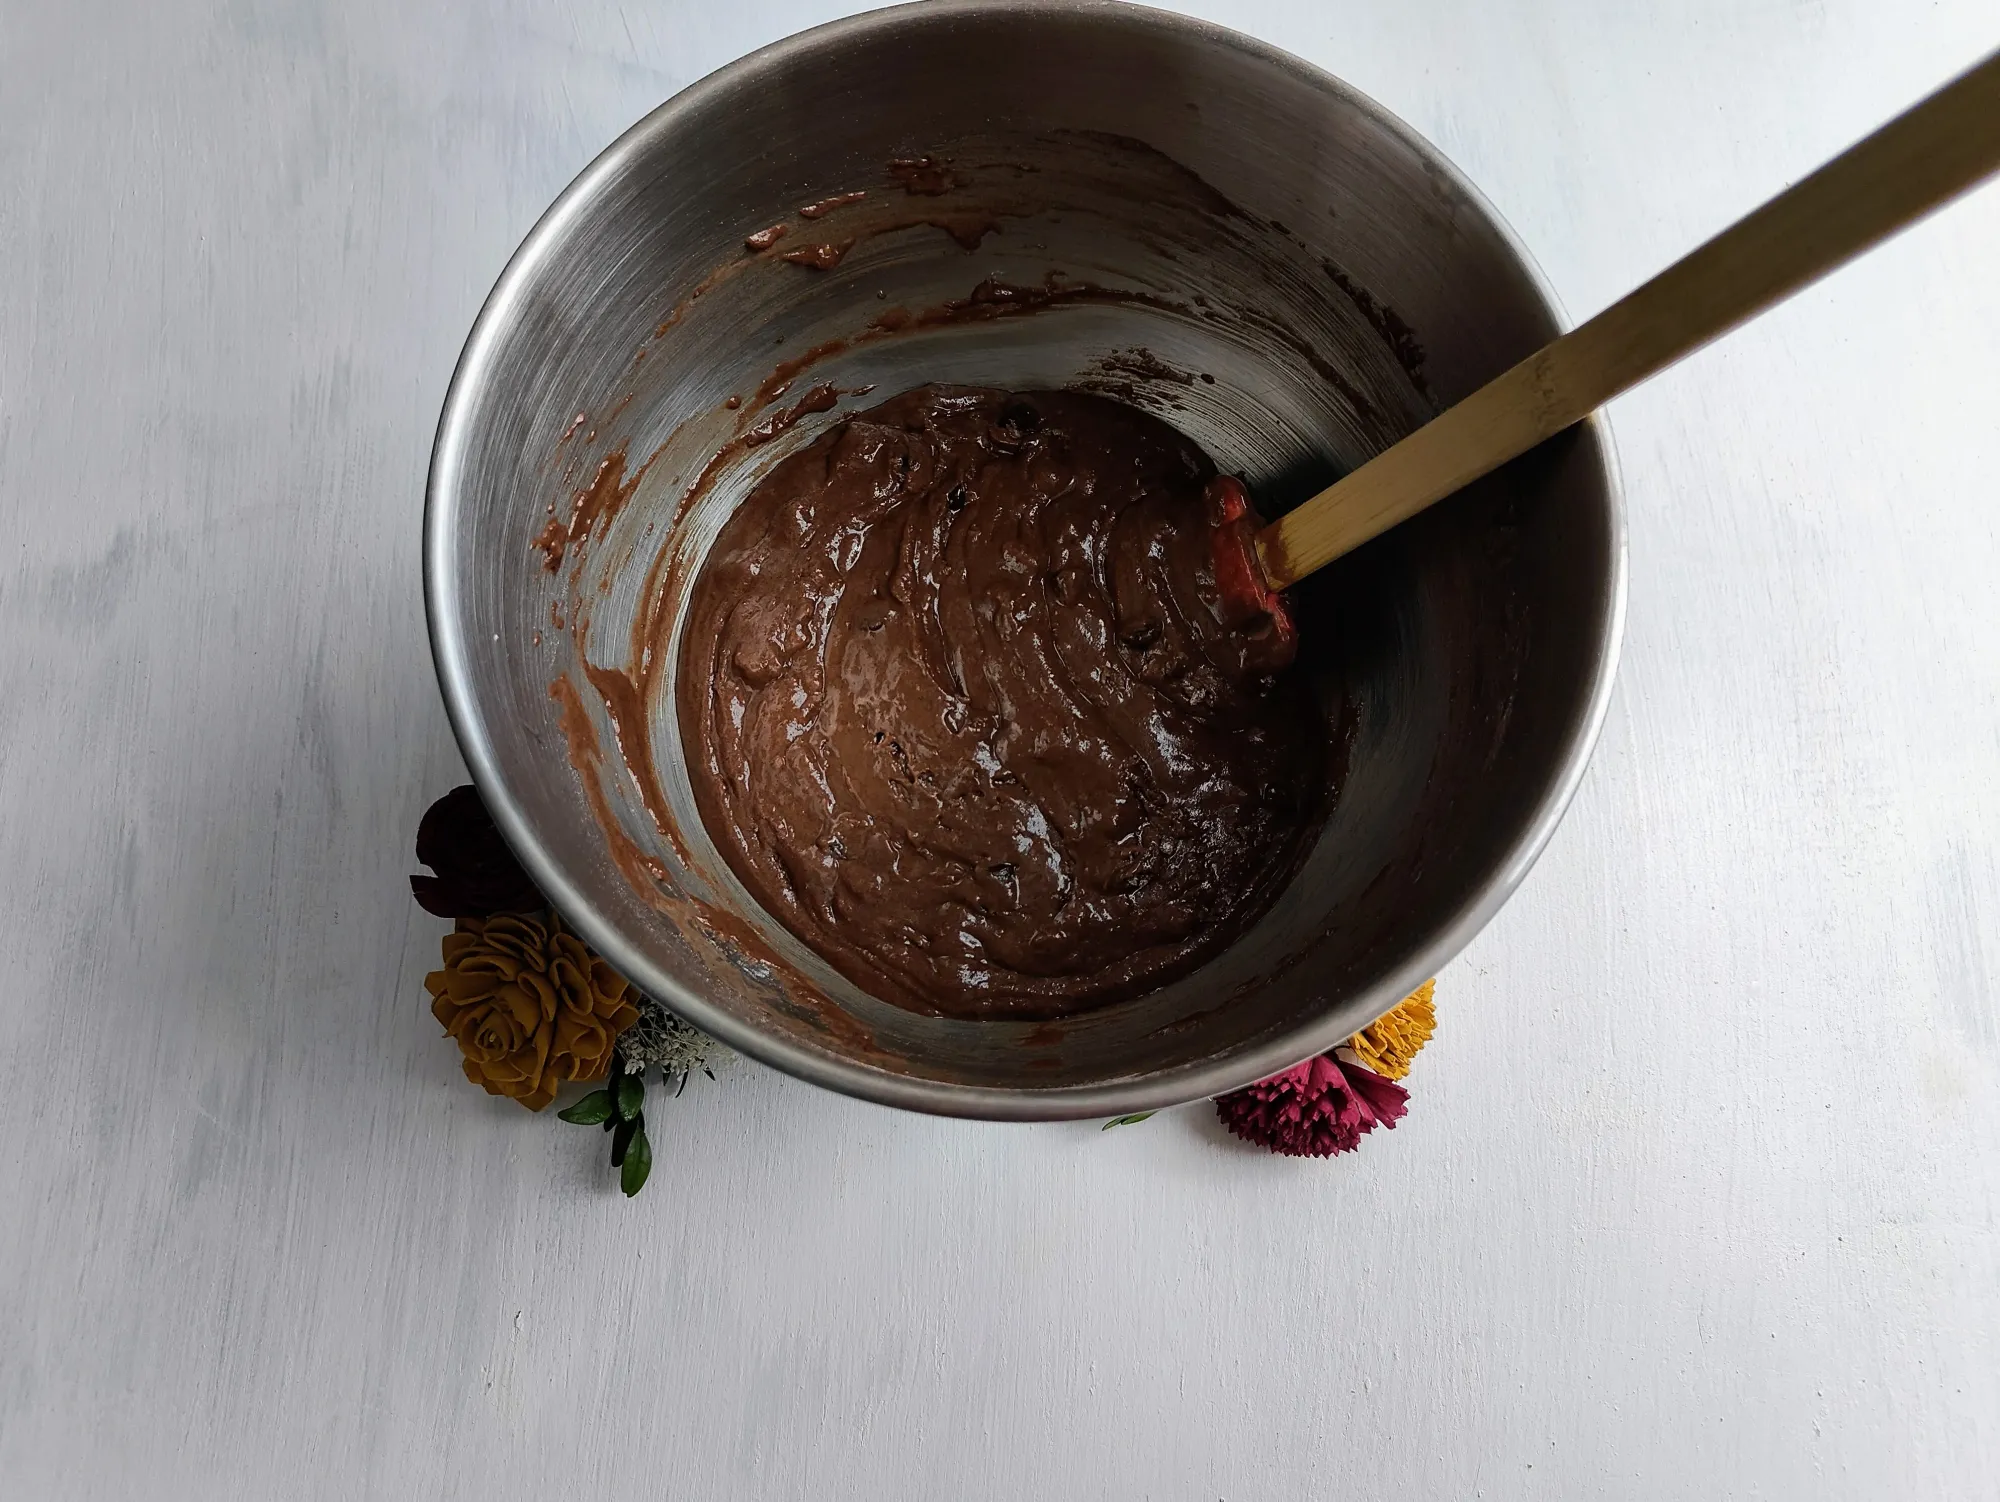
[615,993,723,1081]
[410,784,544,919]
[1347,980,1437,1081]
[1213,1049,1408,1157]
[426,911,640,1110]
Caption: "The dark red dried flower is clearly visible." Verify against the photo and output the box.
[410,784,545,918]
[1213,1050,1409,1157]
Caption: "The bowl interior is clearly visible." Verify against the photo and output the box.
[427,1,1622,1117]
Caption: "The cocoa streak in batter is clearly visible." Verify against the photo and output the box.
[677,385,1331,1020]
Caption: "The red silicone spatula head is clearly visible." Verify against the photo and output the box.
[1204,475,1298,674]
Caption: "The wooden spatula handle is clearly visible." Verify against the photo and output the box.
[1258,48,2000,590]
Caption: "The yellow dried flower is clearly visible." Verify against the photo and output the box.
[426,911,640,1111]
[1347,980,1436,1081]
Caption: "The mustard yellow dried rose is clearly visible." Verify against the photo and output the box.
[426,911,640,1111]
[1347,980,1436,1081]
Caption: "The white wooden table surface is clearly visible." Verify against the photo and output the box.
[4,1,1998,1496]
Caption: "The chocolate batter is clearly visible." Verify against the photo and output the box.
[677,386,1330,1020]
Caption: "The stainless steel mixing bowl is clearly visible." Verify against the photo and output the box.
[425,0,1626,1118]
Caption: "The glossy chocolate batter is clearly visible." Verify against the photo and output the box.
[677,385,1329,1020]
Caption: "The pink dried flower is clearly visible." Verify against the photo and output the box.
[1213,1049,1409,1157]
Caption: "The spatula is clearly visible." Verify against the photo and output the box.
[1212,49,2000,665]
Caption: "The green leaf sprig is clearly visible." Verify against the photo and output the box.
[1101,1112,1157,1130]
[557,1052,653,1196]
